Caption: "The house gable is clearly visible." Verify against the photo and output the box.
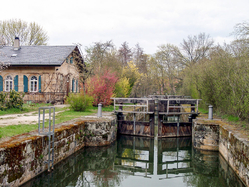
[0,44,84,103]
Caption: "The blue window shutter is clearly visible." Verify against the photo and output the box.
[14,75,18,91]
[76,80,78,92]
[72,79,74,92]
[0,76,3,91]
[23,75,28,92]
[70,57,73,64]
[72,79,75,92]
[39,75,41,92]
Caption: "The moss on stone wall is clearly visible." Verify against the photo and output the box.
[0,116,117,187]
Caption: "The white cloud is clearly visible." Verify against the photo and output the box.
[0,0,249,54]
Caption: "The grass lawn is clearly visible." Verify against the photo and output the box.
[198,107,208,114]
[0,105,116,139]
[0,103,53,116]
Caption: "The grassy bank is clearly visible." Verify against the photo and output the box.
[198,107,249,131]
[0,103,53,116]
[0,105,115,139]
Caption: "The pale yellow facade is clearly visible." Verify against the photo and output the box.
[1,56,79,93]
[0,52,81,103]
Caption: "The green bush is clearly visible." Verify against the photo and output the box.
[0,90,24,110]
[66,93,93,111]
[0,92,7,110]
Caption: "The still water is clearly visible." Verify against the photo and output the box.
[22,135,245,187]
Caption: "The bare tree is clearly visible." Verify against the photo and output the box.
[0,47,9,72]
[71,44,91,94]
[233,21,249,40]
[133,43,148,73]
[150,44,181,95]
[118,41,132,66]
[0,60,9,72]
[0,19,48,46]
[41,72,73,103]
[85,40,114,70]
[174,33,214,67]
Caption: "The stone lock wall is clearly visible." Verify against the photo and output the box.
[193,119,249,186]
[0,116,117,187]
[23,144,117,187]
[193,120,219,151]
[219,125,249,186]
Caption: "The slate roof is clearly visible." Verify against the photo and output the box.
[0,45,77,66]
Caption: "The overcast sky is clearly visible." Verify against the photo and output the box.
[1,0,249,54]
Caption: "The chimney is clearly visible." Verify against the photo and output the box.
[14,37,20,50]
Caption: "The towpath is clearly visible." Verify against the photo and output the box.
[0,105,68,126]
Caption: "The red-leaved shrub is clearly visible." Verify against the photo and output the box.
[86,69,118,106]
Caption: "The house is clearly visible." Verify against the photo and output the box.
[0,37,84,103]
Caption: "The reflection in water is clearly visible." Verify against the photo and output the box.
[21,136,245,187]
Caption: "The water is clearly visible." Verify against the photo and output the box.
[21,135,245,187]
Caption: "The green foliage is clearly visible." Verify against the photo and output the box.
[0,103,53,116]
[181,42,249,121]
[222,114,240,122]
[0,124,37,138]
[7,90,25,109]
[122,61,142,95]
[198,107,208,114]
[0,92,7,110]
[39,154,44,160]
[66,93,93,111]
[0,90,24,110]
[114,77,131,98]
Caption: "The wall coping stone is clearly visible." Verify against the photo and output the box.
[0,112,117,187]
[194,117,249,186]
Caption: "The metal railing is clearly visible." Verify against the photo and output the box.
[111,97,154,114]
[38,106,55,172]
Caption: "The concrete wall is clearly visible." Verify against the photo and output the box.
[193,119,249,186]
[0,116,117,187]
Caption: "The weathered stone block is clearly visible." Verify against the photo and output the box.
[194,119,249,186]
[0,115,117,187]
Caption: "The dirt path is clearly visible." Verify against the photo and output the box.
[0,105,69,126]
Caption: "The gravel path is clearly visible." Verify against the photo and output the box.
[0,105,69,126]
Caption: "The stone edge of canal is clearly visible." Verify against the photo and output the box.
[193,118,249,187]
[1,114,249,187]
[0,114,117,187]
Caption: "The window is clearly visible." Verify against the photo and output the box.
[76,80,78,93]
[5,76,13,92]
[72,79,75,92]
[70,57,73,64]
[30,76,38,92]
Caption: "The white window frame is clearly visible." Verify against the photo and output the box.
[30,76,38,92]
[5,75,13,92]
